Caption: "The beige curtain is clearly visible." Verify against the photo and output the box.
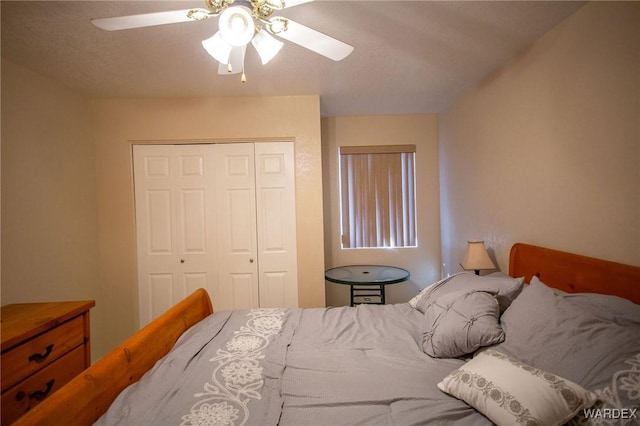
[340,145,416,248]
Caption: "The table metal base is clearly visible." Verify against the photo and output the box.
[351,284,385,305]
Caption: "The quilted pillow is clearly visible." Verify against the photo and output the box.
[412,272,524,314]
[438,350,597,426]
[422,290,505,358]
[408,275,456,308]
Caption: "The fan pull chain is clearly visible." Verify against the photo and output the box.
[241,45,247,83]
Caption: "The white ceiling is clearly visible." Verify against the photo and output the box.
[1,1,585,116]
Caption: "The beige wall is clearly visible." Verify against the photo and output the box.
[439,2,640,275]
[2,61,325,360]
[1,61,99,326]
[322,115,441,305]
[90,96,325,358]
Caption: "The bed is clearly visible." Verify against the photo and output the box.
[14,243,640,425]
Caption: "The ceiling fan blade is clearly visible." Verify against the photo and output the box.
[91,8,212,31]
[271,18,353,61]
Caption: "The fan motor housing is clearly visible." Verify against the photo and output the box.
[205,0,277,22]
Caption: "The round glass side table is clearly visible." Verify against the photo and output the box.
[325,265,410,306]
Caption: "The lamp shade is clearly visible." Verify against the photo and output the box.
[219,6,255,47]
[461,240,496,273]
[202,31,233,64]
[251,29,284,65]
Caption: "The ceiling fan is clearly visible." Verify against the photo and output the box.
[91,0,354,82]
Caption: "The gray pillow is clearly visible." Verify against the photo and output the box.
[493,278,640,418]
[541,276,640,328]
[422,289,505,358]
[414,272,524,314]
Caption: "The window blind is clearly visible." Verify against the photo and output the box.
[340,145,417,249]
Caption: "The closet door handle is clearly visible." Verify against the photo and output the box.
[249,258,254,263]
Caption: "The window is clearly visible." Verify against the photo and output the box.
[339,145,417,249]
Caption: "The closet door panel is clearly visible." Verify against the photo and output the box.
[146,189,173,255]
[148,273,174,320]
[215,144,259,310]
[221,273,257,310]
[255,142,298,308]
[227,189,254,253]
[261,272,287,308]
[180,189,207,253]
[261,188,286,250]
[134,145,218,327]
[182,273,207,295]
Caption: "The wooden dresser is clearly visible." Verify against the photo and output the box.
[1,300,95,424]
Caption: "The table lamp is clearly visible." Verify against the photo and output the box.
[461,240,496,275]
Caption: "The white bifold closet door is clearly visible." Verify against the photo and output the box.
[133,142,298,327]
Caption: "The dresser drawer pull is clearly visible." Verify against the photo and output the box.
[28,344,55,363]
[27,379,55,401]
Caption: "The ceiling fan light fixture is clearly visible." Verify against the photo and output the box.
[204,0,229,15]
[92,0,355,80]
[251,29,284,64]
[219,6,255,47]
[202,31,233,64]
[265,0,286,10]
[268,17,288,35]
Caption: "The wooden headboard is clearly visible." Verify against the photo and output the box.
[509,243,640,304]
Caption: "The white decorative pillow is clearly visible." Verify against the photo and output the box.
[438,350,597,426]
[422,290,504,358]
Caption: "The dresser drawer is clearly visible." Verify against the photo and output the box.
[1,344,85,424]
[1,316,84,391]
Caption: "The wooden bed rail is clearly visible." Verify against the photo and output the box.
[13,288,213,426]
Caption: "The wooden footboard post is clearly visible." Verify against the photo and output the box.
[13,288,213,426]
